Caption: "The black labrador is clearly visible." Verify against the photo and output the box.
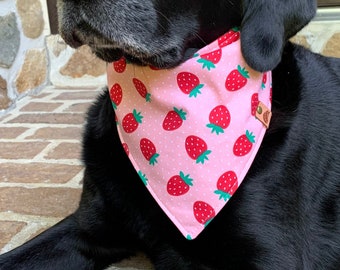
[1,0,340,269]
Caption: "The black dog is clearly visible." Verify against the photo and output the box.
[1,0,340,269]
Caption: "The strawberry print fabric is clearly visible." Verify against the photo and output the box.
[107,28,272,240]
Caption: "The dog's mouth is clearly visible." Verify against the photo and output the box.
[67,28,140,64]
[57,0,244,70]
[62,22,202,69]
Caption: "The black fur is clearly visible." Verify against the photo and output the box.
[1,0,340,269]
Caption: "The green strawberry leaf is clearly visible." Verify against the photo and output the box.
[237,65,250,79]
[132,109,143,124]
[145,93,151,102]
[246,130,255,143]
[214,190,232,201]
[173,107,187,120]
[149,153,160,166]
[189,84,204,98]
[204,217,214,227]
[179,171,193,186]
[111,101,118,110]
[206,123,224,135]
[197,58,216,71]
[196,150,212,164]
[138,171,148,186]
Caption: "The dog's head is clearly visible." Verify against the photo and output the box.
[57,0,316,71]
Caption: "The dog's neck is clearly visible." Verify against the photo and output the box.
[107,28,272,239]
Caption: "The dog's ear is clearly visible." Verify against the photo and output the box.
[240,0,317,72]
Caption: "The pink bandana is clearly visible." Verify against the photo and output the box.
[107,28,272,239]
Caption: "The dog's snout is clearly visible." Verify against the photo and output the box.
[56,0,203,67]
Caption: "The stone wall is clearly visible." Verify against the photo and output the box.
[0,3,339,115]
[46,36,106,88]
[0,0,50,113]
[0,0,107,114]
[291,8,340,58]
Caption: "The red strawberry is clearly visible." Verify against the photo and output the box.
[233,130,255,156]
[185,135,211,164]
[113,57,126,73]
[149,65,160,70]
[162,107,187,131]
[225,65,250,91]
[193,201,215,226]
[218,27,240,48]
[140,138,159,165]
[206,105,231,134]
[167,171,193,196]
[122,143,129,156]
[177,72,204,98]
[109,83,123,110]
[197,48,222,70]
[262,72,267,89]
[122,109,143,133]
[214,171,238,201]
[133,78,151,102]
[251,93,259,116]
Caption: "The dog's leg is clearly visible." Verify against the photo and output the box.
[0,205,139,270]
[0,213,137,270]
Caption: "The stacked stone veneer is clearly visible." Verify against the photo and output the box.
[0,3,339,114]
[0,0,106,114]
[291,16,340,58]
[0,0,48,112]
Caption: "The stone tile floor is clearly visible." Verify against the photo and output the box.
[0,86,153,269]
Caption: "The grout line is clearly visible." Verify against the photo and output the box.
[0,113,23,123]
[0,124,83,129]
[1,223,41,253]
[0,212,62,224]
[66,168,85,188]
[15,126,42,140]
[0,139,81,143]
[33,141,61,160]
[51,102,90,113]
[0,159,83,165]
[0,182,83,188]
[0,212,62,254]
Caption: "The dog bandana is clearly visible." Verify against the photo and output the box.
[107,28,272,240]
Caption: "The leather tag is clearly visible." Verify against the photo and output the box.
[255,101,272,128]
